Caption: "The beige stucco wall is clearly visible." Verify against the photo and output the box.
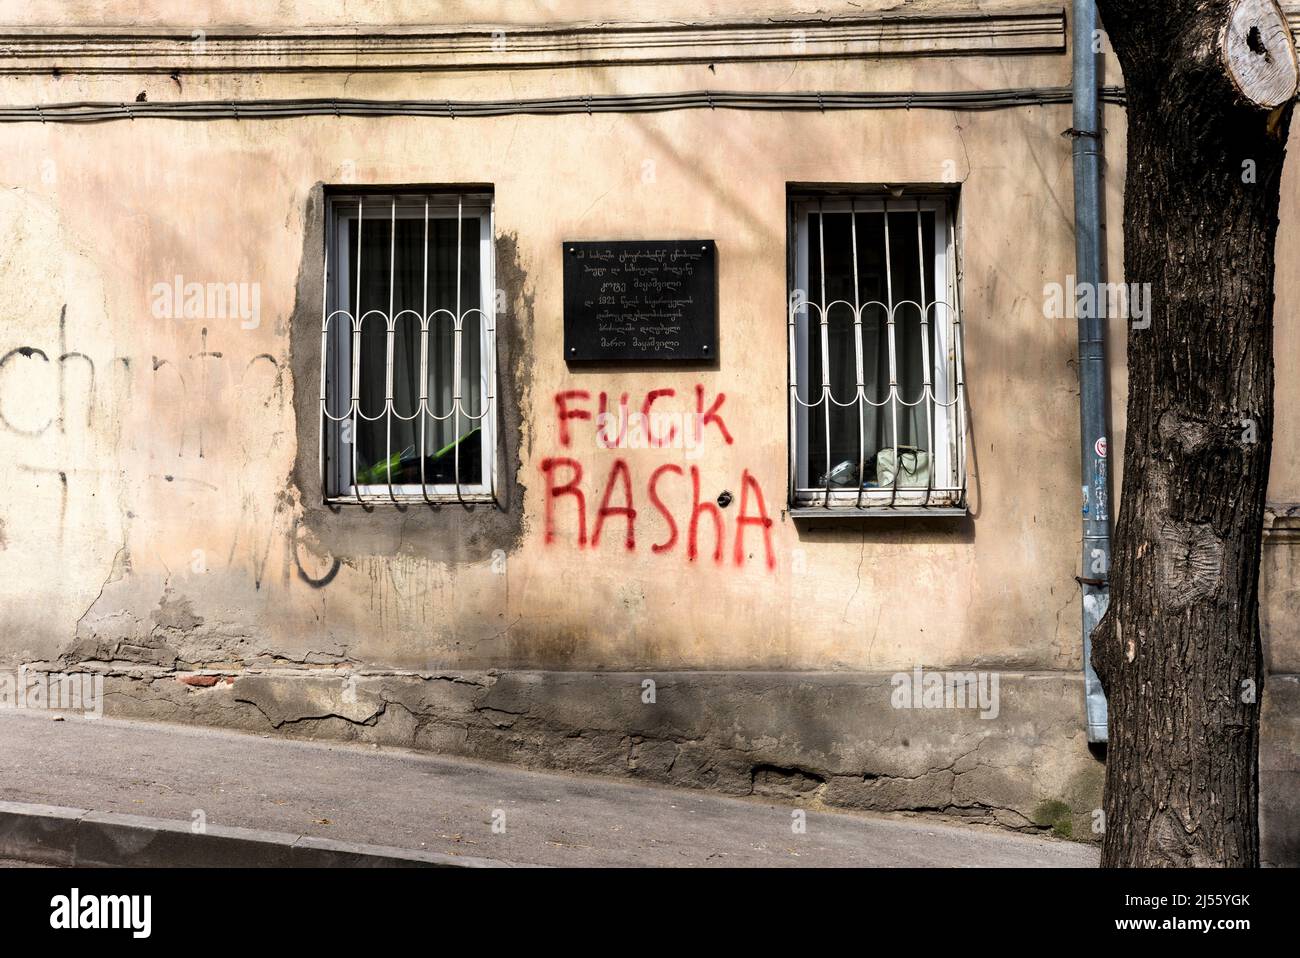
[0,0,1293,686]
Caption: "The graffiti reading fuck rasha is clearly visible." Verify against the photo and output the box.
[540,385,775,570]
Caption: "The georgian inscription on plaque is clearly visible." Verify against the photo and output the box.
[563,240,717,362]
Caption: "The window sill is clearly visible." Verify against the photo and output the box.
[789,505,967,519]
[326,494,497,506]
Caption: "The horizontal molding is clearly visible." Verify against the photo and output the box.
[0,9,1067,75]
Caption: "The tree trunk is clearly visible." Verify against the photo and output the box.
[1092,0,1297,867]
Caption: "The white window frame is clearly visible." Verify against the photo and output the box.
[788,192,966,515]
[321,192,497,504]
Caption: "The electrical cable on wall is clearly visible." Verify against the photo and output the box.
[0,86,1128,123]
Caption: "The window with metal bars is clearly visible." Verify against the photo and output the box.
[321,192,497,503]
[788,192,967,514]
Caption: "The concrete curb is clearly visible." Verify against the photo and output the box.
[0,800,518,868]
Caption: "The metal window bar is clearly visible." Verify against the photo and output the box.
[851,196,867,510]
[882,196,899,507]
[789,193,967,512]
[320,193,497,504]
[914,197,935,508]
[817,196,831,508]
[949,209,967,494]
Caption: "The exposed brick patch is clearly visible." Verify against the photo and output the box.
[177,674,223,688]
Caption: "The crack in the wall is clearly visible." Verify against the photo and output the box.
[74,542,127,638]
[234,693,387,731]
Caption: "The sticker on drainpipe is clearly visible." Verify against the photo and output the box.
[1095,437,1107,459]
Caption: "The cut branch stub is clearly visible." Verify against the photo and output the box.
[1222,0,1299,108]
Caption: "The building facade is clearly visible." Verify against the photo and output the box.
[0,0,1297,862]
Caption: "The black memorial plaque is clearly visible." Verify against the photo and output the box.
[563,240,717,362]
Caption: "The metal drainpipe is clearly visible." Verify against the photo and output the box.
[1072,0,1111,744]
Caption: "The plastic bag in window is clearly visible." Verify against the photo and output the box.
[874,447,931,488]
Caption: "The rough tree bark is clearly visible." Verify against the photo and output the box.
[1092,0,1297,866]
